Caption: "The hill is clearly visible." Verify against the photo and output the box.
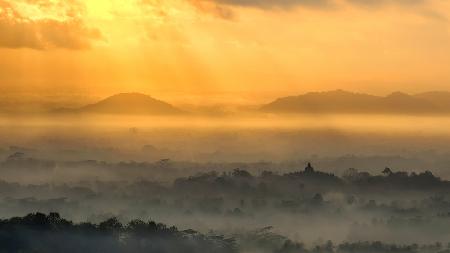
[414,91,450,109]
[261,90,444,114]
[56,93,184,115]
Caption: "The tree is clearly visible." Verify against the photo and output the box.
[382,167,393,176]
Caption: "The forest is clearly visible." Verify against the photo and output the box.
[1,212,450,253]
[1,154,450,252]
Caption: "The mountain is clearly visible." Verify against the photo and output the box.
[379,92,439,113]
[414,91,450,109]
[56,93,184,115]
[261,90,445,114]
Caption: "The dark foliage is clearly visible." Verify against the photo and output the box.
[0,212,237,253]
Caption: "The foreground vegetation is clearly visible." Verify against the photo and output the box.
[1,212,450,253]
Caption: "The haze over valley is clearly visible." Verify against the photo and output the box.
[2,0,450,251]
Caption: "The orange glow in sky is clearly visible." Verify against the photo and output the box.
[1,0,450,104]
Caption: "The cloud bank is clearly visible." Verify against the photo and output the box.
[195,0,331,9]
[190,0,425,10]
[0,0,103,50]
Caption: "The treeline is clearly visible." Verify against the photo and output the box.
[233,227,450,253]
[276,240,450,253]
[1,213,450,253]
[0,212,236,253]
[174,165,447,197]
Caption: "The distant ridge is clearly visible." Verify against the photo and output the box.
[261,90,450,114]
[56,93,184,115]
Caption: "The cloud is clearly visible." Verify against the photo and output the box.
[188,0,235,19]
[190,0,428,11]
[346,0,423,7]
[0,0,103,50]
[186,0,441,23]
[191,0,332,10]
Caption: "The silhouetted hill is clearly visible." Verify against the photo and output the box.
[415,91,450,109]
[56,93,184,115]
[261,90,444,114]
[380,92,438,113]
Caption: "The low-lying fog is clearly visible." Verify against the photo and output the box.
[1,114,450,177]
[2,113,450,250]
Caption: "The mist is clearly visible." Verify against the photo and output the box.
[1,112,450,252]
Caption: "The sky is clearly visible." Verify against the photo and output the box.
[0,0,450,105]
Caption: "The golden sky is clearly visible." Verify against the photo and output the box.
[0,0,450,104]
